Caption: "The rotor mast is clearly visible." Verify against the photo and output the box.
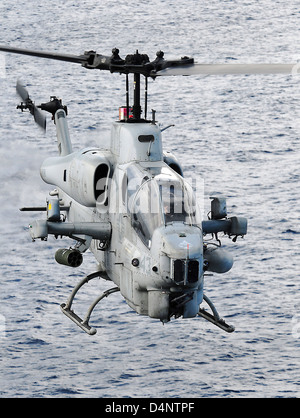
[121,49,152,122]
[133,73,141,120]
[120,49,191,122]
[125,70,146,121]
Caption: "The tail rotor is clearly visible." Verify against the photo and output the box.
[16,80,46,131]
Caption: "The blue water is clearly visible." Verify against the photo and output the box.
[1,0,300,398]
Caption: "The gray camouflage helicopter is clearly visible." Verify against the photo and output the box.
[1,45,296,335]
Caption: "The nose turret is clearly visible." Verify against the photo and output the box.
[150,224,204,320]
[152,224,203,286]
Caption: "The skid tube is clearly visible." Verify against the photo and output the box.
[198,294,235,333]
[60,271,120,335]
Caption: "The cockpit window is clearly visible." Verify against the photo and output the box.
[155,168,198,226]
[159,180,196,225]
[126,163,200,247]
[130,178,163,247]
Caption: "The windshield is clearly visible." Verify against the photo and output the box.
[126,163,200,247]
[158,178,196,225]
[130,178,163,247]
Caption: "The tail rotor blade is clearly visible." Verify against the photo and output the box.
[16,79,30,101]
[32,105,46,131]
[16,80,46,131]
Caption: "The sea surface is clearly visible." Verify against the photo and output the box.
[0,0,300,398]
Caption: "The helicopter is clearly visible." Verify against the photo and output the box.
[1,45,296,336]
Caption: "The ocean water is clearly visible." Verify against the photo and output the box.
[0,0,300,398]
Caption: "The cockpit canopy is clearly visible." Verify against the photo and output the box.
[124,163,201,247]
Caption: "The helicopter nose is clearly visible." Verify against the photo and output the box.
[151,224,203,260]
[151,224,203,286]
[147,225,204,320]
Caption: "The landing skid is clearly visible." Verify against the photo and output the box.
[60,271,119,335]
[198,294,235,333]
[60,273,234,335]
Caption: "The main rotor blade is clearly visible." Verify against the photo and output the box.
[0,45,88,65]
[2,45,298,78]
[156,63,298,76]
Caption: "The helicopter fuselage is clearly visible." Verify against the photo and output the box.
[2,44,278,334]
[39,114,205,321]
[25,101,246,335]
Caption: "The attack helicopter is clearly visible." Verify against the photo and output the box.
[1,45,296,336]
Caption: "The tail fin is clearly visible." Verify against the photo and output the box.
[54,109,72,156]
[39,97,72,156]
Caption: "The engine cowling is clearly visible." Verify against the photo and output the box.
[40,148,111,207]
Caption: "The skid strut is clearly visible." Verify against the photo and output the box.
[198,294,235,333]
[60,271,119,335]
